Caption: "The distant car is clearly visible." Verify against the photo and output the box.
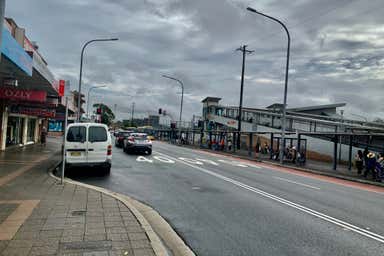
[147,135,155,141]
[65,123,112,174]
[123,133,152,155]
[115,131,132,148]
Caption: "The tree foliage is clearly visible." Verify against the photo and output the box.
[93,103,115,126]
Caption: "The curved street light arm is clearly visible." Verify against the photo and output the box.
[77,38,118,121]
[87,85,107,118]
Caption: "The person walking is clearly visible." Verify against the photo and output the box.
[355,150,364,175]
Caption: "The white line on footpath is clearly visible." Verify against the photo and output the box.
[154,150,384,244]
[273,176,321,190]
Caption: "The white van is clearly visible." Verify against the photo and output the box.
[65,123,112,174]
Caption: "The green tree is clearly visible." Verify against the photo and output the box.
[93,103,115,126]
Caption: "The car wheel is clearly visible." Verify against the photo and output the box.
[104,166,111,175]
[147,149,152,155]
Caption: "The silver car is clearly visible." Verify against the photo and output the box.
[123,133,152,155]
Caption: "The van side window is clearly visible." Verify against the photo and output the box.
[89,127,107,142]
[67,127,86,142]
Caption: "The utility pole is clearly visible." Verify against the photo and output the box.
[236,45,254,149]
[131,102,135,126]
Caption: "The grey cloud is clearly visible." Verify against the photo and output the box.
[6,0,384,121]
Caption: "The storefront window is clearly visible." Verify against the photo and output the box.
[27,118,36,142]
[6,116,23,146]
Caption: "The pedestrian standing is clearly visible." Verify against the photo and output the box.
[364,152,376,180]
[355,150,364,175]
[41,127,47,146]
[228,140,232,151]
[363,147,369,172]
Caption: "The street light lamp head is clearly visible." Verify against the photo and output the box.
[246,7,258,13]
[110,38,119,41]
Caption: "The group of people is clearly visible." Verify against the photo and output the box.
[355,148,383,182]
[209,138,227,151]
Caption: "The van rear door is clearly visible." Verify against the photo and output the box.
[87,125,108,163]
[66,125,87,163]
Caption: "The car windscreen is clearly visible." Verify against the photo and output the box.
[132,134,147,140]
[67,126,86,142]
[89,127,107,142]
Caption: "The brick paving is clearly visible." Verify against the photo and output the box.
[0,139,156,256]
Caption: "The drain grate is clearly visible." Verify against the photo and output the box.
[71,210,86,216]
[60,241,112,251]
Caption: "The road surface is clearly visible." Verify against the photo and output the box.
[69,141,384,256]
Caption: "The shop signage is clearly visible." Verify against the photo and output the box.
[1,28,33,76]
[0,87,47,102]
[10,106,55,118]
[58,80,65,96]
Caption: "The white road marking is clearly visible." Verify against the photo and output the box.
[273,176,321,190]
[153,155,175,163]
[218,159,248,167]
[196,158,219,166]
[178,157,203,165]
[136,156,153,163]
[154,151,384,244]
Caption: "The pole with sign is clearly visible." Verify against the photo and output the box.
[60,81,70,184]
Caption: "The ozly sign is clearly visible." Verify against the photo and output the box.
[0,87,47,102]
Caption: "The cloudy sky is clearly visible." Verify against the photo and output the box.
[5,0,384,121]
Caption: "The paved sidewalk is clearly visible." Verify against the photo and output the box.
[0,139,156,256]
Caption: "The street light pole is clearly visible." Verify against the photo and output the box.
[87,85,107,119]
[247,7,291,164]
[77,38,118,122]
[131,102,135,126]
[236,45,254,149]
[162,75,184,141]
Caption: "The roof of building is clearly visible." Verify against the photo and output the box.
[201,97,222,103]
[287,103,346,112]
[266,103,284,109]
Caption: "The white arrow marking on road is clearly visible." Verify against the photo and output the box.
[218,159,248,167]
[273,176,320,190]
[196,158,219,166]
[178,157,203,165]
[154,151,384,244]
[136,156,153,163]
[153,155,175,164]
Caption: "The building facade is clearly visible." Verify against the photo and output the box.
[0,18,62,150]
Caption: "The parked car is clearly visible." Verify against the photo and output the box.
[123,133,152,155]
[115,131,132,148]
[65,123,112,174]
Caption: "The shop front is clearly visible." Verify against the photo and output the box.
[0,87,55,150]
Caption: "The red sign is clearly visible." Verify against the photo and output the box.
[58,80,65,96]
[10,106,55,118]
[0,87,46,102]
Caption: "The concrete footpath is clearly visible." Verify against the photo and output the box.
[0,138,157,256]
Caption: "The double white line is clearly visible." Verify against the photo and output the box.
[155,151,384,244]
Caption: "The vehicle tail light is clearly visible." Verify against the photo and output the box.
[107,145,112,155]
[128,137,135,142]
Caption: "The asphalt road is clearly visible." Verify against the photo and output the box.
[68,140,384,256]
